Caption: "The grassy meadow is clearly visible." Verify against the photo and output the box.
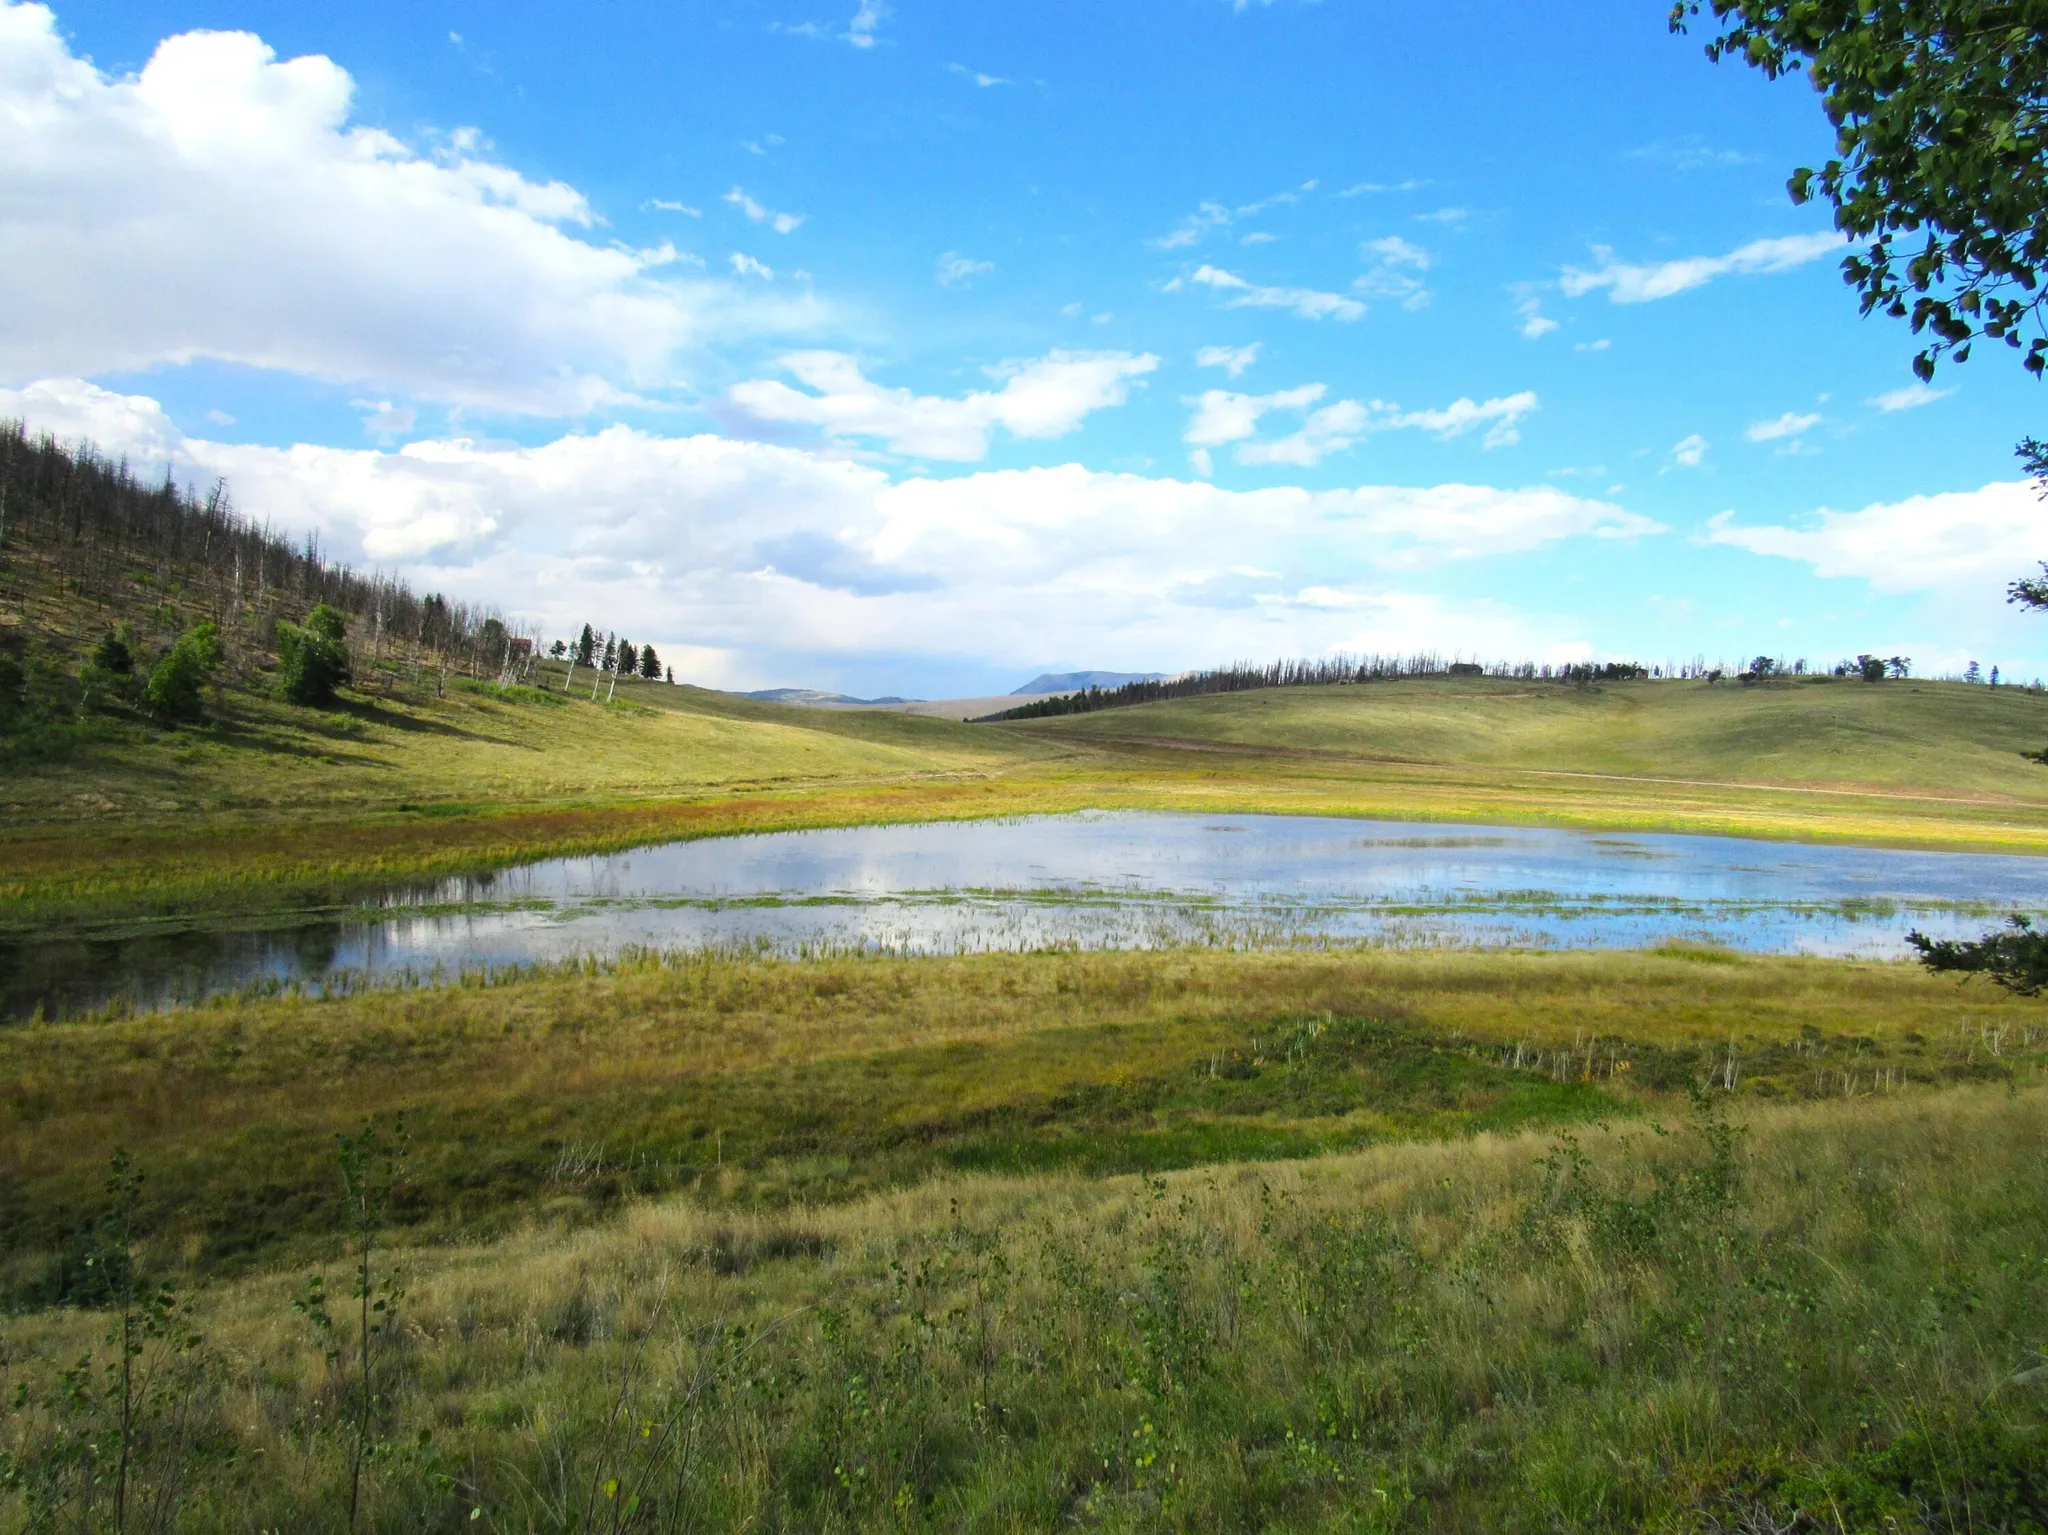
[11,501,2048,1529]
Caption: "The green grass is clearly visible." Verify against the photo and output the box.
[5,1069,2044,1531]
[5,936,2047,1530]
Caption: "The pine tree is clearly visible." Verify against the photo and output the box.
[638,643,660,680]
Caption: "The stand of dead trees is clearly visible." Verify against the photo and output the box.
[0,423,541,702]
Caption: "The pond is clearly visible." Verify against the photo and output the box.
[6,810,2046,1020]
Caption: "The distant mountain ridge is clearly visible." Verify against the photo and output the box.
[1012,670,1167,696]
[742,687,918,706]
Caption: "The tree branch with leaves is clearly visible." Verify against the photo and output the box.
[1674,0,2048,380]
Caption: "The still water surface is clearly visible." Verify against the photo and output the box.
[8,811,2047,1020]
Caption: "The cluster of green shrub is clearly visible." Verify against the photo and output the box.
[0,601,357,757]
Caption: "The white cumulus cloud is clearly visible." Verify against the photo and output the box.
[1184,384,1328,448]
[1559,232,1841,304]
[0,5,816,414]
[1706,481,2048,596]
[3,376,1653,685]
[729,350,1158,460]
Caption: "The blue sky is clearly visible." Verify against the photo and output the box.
[2,0,2043,695]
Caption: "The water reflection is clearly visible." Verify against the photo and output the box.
[7,811,2045,1020]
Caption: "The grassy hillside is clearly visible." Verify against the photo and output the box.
[4,945,2043,1530]
[1014,673,2048,800]
[13,668,2048,934]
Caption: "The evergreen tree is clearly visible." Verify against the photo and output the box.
[575,625,597,668]
[617,641,637,677]
[600,636,616,673]
[78,626,140,711]
[89,629,135,677]
[276,604,353,707]
[638,643,660,679]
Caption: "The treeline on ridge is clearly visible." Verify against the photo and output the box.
[974,646,1976,724]
[976,654,1654,722]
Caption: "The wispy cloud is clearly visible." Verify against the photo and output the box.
[1195,343,1261,378]
[1560,232,1841,304]
[1175,264,1365,322]
[1625,136,1752,171]
[643,198,702,216]
[1868,382,1957,413]
[1154,201,1233,251]
[1151,182,1316,250]
[1746,411,1821,443]
[1185,383,1540,465]
[730,252,775,279]
[1510,283,1557,339]
[1383,391,1540,450]
[1669,433,1707,469]
[1338,179,1427,197]
[947,62,1010,86]
[1414,207,1468,225]
[1356,236,1431,309]
[935,251,994,287]
[724,187,805,234]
